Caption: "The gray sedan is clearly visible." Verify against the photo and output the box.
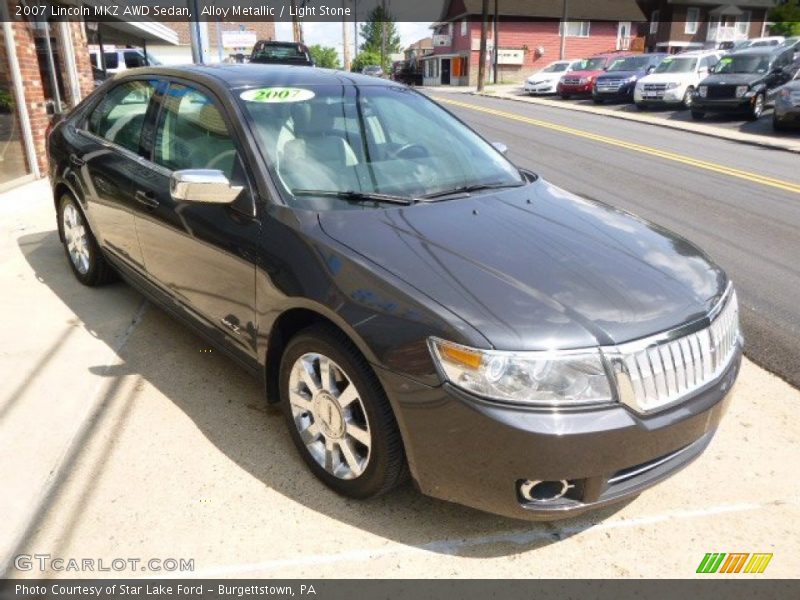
[773,67,800,130]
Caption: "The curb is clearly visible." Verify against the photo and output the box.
[471,90,800,155]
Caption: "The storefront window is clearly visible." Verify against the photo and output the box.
[0,24,32,187]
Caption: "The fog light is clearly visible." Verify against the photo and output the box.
[519,479,575,502]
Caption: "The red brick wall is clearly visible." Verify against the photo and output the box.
[461,19,625,83]
[70,21,95,101]
[170,21,276,46]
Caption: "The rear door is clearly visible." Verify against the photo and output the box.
[75,78,160,270]
[133,80,260,359]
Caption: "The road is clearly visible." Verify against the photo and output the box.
[428,91,800,389]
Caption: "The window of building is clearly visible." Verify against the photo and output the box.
[685,7,700,34]
[736,11,751,37]
[650,10,660,35]
[154,84,238,180]
[461,19,467,36]
[560,21,591,38]
[88,80,156,155]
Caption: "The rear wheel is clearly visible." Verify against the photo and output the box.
[57,194,116,286]
[279,324,407,498]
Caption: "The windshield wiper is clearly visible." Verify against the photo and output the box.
[421,181,526,200]
[292,189,417,206]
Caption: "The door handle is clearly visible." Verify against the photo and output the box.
[135,190,160,209]
[69,154,85,168]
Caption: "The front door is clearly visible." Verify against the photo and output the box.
[441,59,451,85]
[617,22,631,50]
[134,81,259,359]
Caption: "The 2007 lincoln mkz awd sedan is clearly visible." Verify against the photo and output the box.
[48,65,741,520]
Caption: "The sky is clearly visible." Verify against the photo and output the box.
[275,21,434,63]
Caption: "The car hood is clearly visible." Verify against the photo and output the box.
[318,181,728,351]
[563,69,603,79]
[701,73,762,85]
[639,72,694,84]
[528,71,564,82]
[598,70,642,80]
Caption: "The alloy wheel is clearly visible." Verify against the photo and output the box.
[753,95,764,119]
[288,353,371,479]
[62,203,90,274]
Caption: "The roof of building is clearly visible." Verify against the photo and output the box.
[441,0,647,21]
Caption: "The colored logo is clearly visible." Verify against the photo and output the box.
[697,553,773,574]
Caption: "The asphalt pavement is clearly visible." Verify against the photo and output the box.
[428,91,800,390]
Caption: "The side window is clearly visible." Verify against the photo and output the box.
[154,84,239,180]
[103,52,119,70]
[87,80,156,155]
[124,51,147,68]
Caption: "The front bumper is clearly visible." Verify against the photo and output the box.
[634,88,686,105]
[524,81,557,94]
[693,96,754,112]
[558,83,593,96]
[593,84,635,102]
[377,346,741,521]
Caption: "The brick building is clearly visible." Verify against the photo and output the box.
[638,0,776,53]
[421,0,648,86]
[148,21,276,65]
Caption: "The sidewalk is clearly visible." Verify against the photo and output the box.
[426,83,800,154]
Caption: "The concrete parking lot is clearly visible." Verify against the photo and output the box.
[2,178,800,579]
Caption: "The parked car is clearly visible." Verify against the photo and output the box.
[89,48,160,74]
[778,37,800,61]
[592,53,668,104]
[634,50,722,109]
[557,52,634,99]
[692,47,797,120]
[773,67,800,130]
[523,59,581,95]
[391,61,422,85]
[251,41,314,66]
[738,36,786,50]
[47,65,741,521]
[361,65,385,78]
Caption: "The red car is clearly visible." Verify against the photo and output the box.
[557,52,635,99]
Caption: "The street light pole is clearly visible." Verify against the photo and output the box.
[493,0,499,84]
[477,0,488,92]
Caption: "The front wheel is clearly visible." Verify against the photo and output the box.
[57,194,116,286]
[682,87,695,109]
[559,93,571,100]
[748,93,765,121]
[592,97,604,105]
[279,325,407,498]
[773,113,787,132]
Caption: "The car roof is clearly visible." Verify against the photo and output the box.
[114,64,402,88]
[676,49,719,56]
[729,47,786,56]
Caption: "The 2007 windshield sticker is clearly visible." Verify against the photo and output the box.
[240,88,315,103]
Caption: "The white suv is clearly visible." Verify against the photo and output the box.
[634,50,722,109]
[89,48,160,74]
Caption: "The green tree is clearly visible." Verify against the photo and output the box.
[768,0,800,36]
[308,45,341,69]
[358,5,401,71]
[351,50,383,73]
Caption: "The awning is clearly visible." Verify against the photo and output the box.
[709,5,745,17]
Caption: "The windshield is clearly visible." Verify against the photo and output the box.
[608,56,650,71]
[542,62,569,73]
[239,85,523,209]
[252,45,310,63]
[654,57,697,73]
[714,55,771,74]
[575,57,607,71]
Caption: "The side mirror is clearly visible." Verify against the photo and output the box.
[646,65,655,74]
[492,142,509,155]
[170,169,243,204]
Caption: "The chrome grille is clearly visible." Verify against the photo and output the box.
[708,85,737,99]
[597,78,626,90]
[643,83,668,92]
[607,288,740,413]
[561,77,582,86]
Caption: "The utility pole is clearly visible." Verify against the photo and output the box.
[477,0,488,92]
[342,0,351,70]
[354,0,359,60]
[380,0,387,71]
[492,0,499,84]
[291,0,304,44]
[559,0,568,60]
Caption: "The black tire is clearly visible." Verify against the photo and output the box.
[635,102,647,111]
[57,193,116,286]
[559,93,571,100]
[748,93,765,121]
[592,97,604,105]
[691,109,705,120]
[682,87,695,109]
[773,113,787,132]
[279,324,408,499]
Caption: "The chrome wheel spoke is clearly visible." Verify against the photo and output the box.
[338,439,363,476]
[319,356,335,392]
[299,359,320,394]
[289,388,313,412]
[336,385,358,408]
[62,204,90,274]
[324,437,336,472]
[346,424,371,448]
[299,421,321,444]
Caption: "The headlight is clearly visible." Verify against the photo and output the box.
[428,338,613,407]
[779,88,791,100]
[736,85,749,98]
[698,86,708,98]
[665,82,680,90]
